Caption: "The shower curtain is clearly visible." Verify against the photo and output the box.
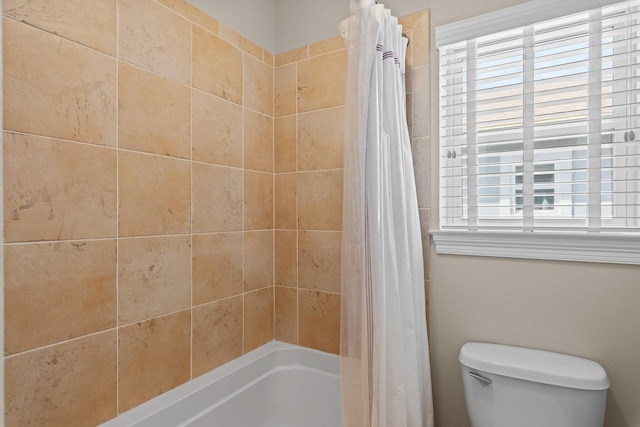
[340,1,434,426]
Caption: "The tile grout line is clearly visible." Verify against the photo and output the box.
[2,230,273,248]
[189,20,194,383]
[115,0,120,414]
[3,293,202,362]
[3,16,115,60]
[1,12,4,425]
[1,130,119,152]
[241,50,246,357]
[295,59,300,346]
[272,54,277,342]
[3,325,121,361]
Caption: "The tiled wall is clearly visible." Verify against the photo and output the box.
[3,0,275,425]
[272,10,431,353]
[401,10,433,330]
[2,1,430,424]
[273,37,347,353]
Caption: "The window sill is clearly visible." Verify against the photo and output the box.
[430,230,640,265]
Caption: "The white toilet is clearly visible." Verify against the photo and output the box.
[459,342,610,427]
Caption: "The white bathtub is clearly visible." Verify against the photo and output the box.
[100,341,342,427]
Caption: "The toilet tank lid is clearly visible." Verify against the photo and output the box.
[459,342,610,391]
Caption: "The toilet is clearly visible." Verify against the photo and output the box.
[459,342,610,427]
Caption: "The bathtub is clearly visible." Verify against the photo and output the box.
[100,341,342,427]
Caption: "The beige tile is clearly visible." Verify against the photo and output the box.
[118,0,191,83]
[118,236,191,325]
[5,331,117,427]
[118,62,191,159]
[275,230,297,288]
[405,61,413,95]
[425,280,431,338]
[244,110,274,172]
[4,19,116,147]
[186,2,219,34]
[275,63,296,117]
[404,30,414,79]
[244,54,274,116]
[263,50,274,67]
[118,310,191,412]
[192,89,242,167]
[424,244,430,283]
[156,0,189,17]
[275,46,308,67]
[244,287,274,352]
[397,10,420,31]
[192,233,243,305]
[192,296,243,377]
[3,0,116,55]
[160,0,220,41]
[298,170,343,231]
[244,230,273,292]
[193,25,243,105]
[244,170,273,230]
[4,240,116,355]
[419,208,430,280]
[4,132,117,243]
[118,151,191,237]
[297,50,347,113]
[406,91,413,139]
[309,36,344,57]
[275,173,297,229]
[413,137,431,209]
[299,290,340,354]
[298,231,341,293]
[275,115,297,173]
[298,107,344,170]
[418,208,430,241]
[275,286,297,344]
[192,163,243,233]
[402,10,429,67]
[220,23,263,59]
[412,64,430,138]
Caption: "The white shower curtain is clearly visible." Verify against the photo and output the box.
[340,1,434,426]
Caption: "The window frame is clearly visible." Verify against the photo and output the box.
[430,229,640,265]
[433,0,640,265]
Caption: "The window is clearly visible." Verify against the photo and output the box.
[434,0,640,264]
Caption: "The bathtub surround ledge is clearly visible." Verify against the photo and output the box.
[99,341,341,427]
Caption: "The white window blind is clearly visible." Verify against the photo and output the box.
[438,0,640,234]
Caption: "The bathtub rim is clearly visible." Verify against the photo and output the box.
[99,340,339,427]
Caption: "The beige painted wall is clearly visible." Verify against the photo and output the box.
[430,254,640,426]
[426,1,640,427]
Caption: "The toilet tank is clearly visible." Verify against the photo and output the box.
[459,342,609,427]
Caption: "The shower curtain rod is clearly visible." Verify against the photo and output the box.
[374,1,411,44]
[343,2,411,45]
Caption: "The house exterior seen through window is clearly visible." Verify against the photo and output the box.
[438,0,640,233]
